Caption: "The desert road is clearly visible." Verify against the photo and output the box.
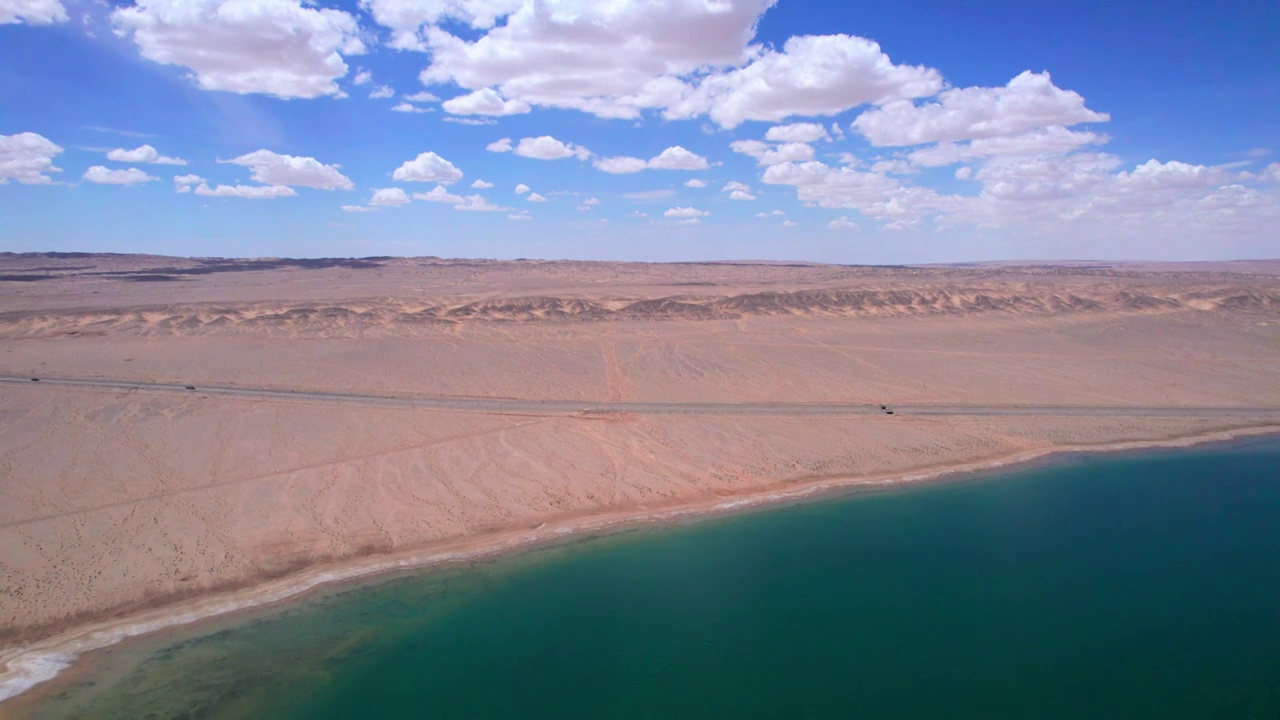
[5,374,1280,419]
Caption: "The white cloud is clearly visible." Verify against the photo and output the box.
[194,183,295,199]
[828,216,858,230]
[594,156,649,174]
[730,139,815,166]
[342,204,377,212]
[410,4,940,129]
[391,102,432,113]
[455,194,509,211]
[1260,163,1280,183]
[755,210,784,217]
[403,91,440,102]
[664,206,708,218]
[671,34,943,128]
[417,0,775,119]
[360,0,523,50]
[111,0,365,99]
[471,179,494,189]
[508,210,532,220]
[676,218,700,225]
[173,174,204,192]
[684,178,706,188]
[722,181,751,193]
[369,85,395,99]
[413,185,465,203]
[514,183,530,194]
[442,87,531,116]
[781,219,797,227]
[106,144,186,165]
[582,197,600,206]
[596,146,707,173]
[852,71,1109,147]
[647,145,708,170]
[392,151,463,183]
[370,187,410,206]
[514,135,590,160]
[0,132,63,184]
[486,137,513,152]
[225,149,353,189]
[907,126,1106,167]
[0,0,67,25]
[444,117,496,125]
[765,122,830,144]
[729,190,756,200]
[628,211,648,218]
[352,69,372,85]
[830,123,845,139]
[869,159,915,175]
[83,165,157,185]
[527,192,547,202]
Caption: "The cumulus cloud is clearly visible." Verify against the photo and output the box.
[664,206,708,218]
[526,192,547,202]
[676,218,700,225]
[391,102,432,113]
[369,85,395,99]
[647,145,708,170]
[413,185,465,203]
[111,0,365,99]
[514,183,530,194]
[225,149,353,189]
[684,178,706,188]
[729,190,756,200]
[765,122,830,143]
[1,0,67,25]
[594,156,648,174]
[781,219,797,227]
[392,151,463,183]
[414,184,510,211]
[83,166,157,185]
[106,144,186,165]
[360,0,523,50]
[194,183,295,199]
[582,197,600,206]
[906,126,1106,167]
[342,204,376,212]
[417,0,775,119]
[828,216,858,230]
[369,187,410,206]
[722,181,755,200]
[407,3,942,128]
[852,71,1110,147]
[722,181,751,192]
[352,69,372,85]
[673,34,942,128]
[0,132,63,184]
[442,87,531,116]
[730,139,815,166]
[595,146,708,173]
[513,135,590,160]
[486,137,513,152]
[173,174,204,192]
[402,91,440,103]
[471,179,494,189]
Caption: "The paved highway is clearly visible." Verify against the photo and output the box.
[4,375,1280,419]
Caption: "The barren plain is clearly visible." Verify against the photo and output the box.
[0,253,1277,698]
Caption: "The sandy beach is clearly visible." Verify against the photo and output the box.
[1,254,1278,704]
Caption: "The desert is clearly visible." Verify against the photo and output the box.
[0,253,1277,701]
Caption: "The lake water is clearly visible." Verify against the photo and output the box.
[26,437,1280,718]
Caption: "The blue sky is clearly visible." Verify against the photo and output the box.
[1,0,1277,262]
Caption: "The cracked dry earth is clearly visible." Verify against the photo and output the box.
[0,254,1277,643]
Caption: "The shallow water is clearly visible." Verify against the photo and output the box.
[27,438,1280,719]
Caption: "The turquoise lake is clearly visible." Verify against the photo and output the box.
[29,438,1280,718]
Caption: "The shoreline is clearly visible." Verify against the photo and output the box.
[3,423,1278,705]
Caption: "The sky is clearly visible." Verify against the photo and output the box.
[1,0,1278,263]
